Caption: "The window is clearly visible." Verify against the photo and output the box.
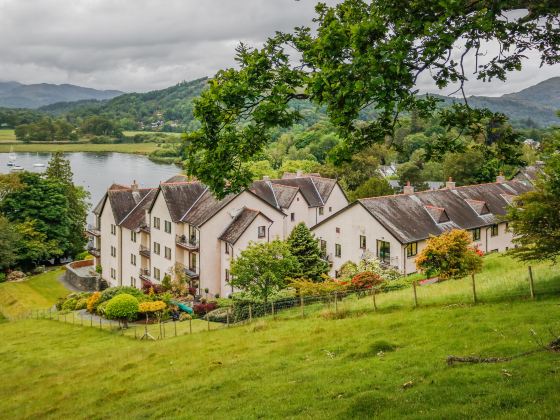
[130,277,136,288]
[153,242,160,255]
[335,243,341,258]
[491,224,499,237]
[153,267,160,281]
[336,227,340,234]
[164,246,171,259]
[258,226,266,238]
[377,240,391,264]
[472,228,481,241]
[110,246,116,257]
[329,207,332,212]
[153,217,160,229]
[290,212,295,222]
[225,269,230,282]
[130,253,136,266]
[406,242,418,258]
[319,207,324,216]
[110,268,116,279]
[225,243,229,254]
[111,224,116,235]
[320,240,327,253]
[190,253,197,271]
[505,222,510,232]
[130,230,136,242]
[164,220,172,233]
[359,235,366,249]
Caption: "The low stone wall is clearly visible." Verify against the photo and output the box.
[65,259,104,291]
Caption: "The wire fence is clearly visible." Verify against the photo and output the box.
[2,265,559,341]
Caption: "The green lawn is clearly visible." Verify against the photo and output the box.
[0,255,559,417]
[0,142,160,154]
[0,129,16,142]
[0,269,69,319]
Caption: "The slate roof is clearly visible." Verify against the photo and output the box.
[181,189,238,227]
[514,164,543,186]
[218,208,271,244]
[314,181,532,244]
[250,175,338,209]
[120,189,157,231]
[159,181,207,222]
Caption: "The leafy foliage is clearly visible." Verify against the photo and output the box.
[230,240,300,302]
[105,294,139,322]
[415,230,483,279]
[87,292,101,313]
[138,301,167,313]
[507,154,560,262]
[350,272,384,289]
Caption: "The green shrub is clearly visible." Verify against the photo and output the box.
[100,286,144,304]
[105,294,139,325]
[62,298,78,311]
[0,273,5,283]
[74,251,89,260]
[75,298,88,310]
[96,300,109,316]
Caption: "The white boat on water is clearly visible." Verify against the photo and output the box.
[8,146,16,162]
[33,152,45,167]
[10,165,24,171]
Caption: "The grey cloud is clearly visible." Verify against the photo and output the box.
[0,0,557,94]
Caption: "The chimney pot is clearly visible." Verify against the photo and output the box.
[445,177,456,189]
[403,181,414,195]
[263,175,270,181]
[496,172,506,183]
[131,180,139,191]
[296,170,303,177]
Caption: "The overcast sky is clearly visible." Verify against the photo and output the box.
[0,0,557,96]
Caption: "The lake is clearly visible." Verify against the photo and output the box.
[0,152,182,219]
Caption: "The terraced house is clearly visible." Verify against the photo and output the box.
[311,176,532,276]
[87,173,347,296]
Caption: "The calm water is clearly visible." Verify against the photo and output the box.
[0,152,181,220]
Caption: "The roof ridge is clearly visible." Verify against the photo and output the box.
[180,186,209,222]
[267,181,280,209]
[309,177,325,206]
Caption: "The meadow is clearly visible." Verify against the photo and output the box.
[0,254,559,418]
[0,142,160,154]
[0,129,15,142]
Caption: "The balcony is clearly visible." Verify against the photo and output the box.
[87,246,101,257]
[183,266,199,280]
[139,268,150,281]
[321,253,333,266]
[176,234,199,250]
[139,245,151,258]
[139,225,150,234]
[86,224,101,237]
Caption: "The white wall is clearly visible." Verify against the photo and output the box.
[121,227,140,288]
[99,203,119,287]
[149,192,176,283]
[285,191,309,235]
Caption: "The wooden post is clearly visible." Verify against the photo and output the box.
[413,281,418,308]
[134,326,137,339]
[174,320,177,337]
[372,288,377,311]
[207,313,210,331]
[528,265,535,299]
[300,295,304,318]
[90,314,93,327]
[471,273,476,303]
[271,301,275,319]
[226,309,230,327]
[249,304,253,323]
[334,292,338,313]
[189,317,192,334]
[99,317,102,330]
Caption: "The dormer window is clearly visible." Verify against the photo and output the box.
[465,199,490,215]
[424,205,450,224]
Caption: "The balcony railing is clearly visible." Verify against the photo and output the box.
[321,253,333,266]
[87,245,101,257]
[139,225,150,234]
[86,224,101,237]
[139,268,150,281]
[139,245,151,258]
[175,234,199,250]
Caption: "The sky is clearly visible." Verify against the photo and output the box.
[0,0,557,96]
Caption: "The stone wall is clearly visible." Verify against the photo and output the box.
[65,259,105,291]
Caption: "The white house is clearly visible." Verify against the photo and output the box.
[311,177,532,277]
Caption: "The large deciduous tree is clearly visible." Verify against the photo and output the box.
[507,154,560,262]
[230,240,300,302]
[287,223,329,282]
[185,0,559,197]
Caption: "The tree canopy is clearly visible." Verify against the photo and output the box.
[185,0,559,197]
[287,223,329,282]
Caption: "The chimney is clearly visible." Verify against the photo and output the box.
[131,180,139,191]
[496,172,506,183]
[144,209,149,225]
[445,177,456,189]
[263,175,270,182]
[296,170,303,178]
[403,181,414,195]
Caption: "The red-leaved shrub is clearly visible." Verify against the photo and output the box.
[193,302,217,315]
[351,271,383,289]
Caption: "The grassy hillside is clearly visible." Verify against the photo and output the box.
[0,142,160,154]
[0,255,559,417]
[0,269,69,319]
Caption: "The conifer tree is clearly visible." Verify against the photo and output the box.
[287,223,329,282]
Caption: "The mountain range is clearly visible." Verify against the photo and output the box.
[3,76,559,128]
[0,81,123,109]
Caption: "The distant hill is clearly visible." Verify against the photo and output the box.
[33,76,560,129]
[0,81,123,109]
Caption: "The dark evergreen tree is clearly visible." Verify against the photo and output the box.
[287,223,329,282]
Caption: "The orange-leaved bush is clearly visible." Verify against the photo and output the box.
[350,271,383,289]
[415,229,483,280]
[86,291,101,313]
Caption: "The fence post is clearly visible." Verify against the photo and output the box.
[249,304,253,323]
[300,295,305,318]
[90,314,93,327]
[471,273,477,304]
[271,301,275,320]
[174,320,177,337]
[372,288,377,311]
[72,312,75,325]
[334,291,338,313]
[99,317,102,330]
[528,265,535,299]
[189,317,192,334]
[413,281,418,308]
[134,326,138,339]
[206,313,210,331]
[226,309,230,327]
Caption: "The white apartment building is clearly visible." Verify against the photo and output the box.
[88,173,347,297]
[311,177,532,277]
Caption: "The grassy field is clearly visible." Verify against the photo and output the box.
[0,255,559,418]
[0,269,69,319]
[0,129,15,142]
[0,142,160,154]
